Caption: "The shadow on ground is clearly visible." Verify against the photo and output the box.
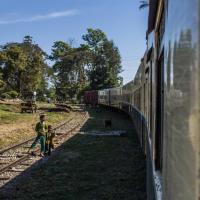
[0,107,146,200]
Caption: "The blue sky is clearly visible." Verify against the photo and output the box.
[0,0,148,84]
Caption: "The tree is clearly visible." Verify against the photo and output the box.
[50,29,122,101]
[139,0,149,9]
[82,28,122,90]
[20,36,48,94]
[0,44,27,92]
[101,40,123,87]
[82,28,107,51]
[0,72,5,90]
[0,36,48,98]
[50,41,88,101]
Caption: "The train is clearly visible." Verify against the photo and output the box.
[84,0,200,200]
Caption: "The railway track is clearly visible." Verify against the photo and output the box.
[0,110,88,187]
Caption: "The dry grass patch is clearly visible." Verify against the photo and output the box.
[0,103,73,149]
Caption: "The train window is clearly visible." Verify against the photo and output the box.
[155,51,164,171]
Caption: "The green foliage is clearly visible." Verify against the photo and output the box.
[50,41,71,60]
[0,90,18,99]
[82,28,107,50]
[49,28,122,101]
[0,73,5,89]
[82,28,123,90]
[1,92,11,99]
[0,44,27,91]
[0,29,122,101]
[7,90,18,98]
[0,36,48,99]
[46,87,56,100]
[50,41,88,101]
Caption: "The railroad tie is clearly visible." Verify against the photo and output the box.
[0,177,10,180]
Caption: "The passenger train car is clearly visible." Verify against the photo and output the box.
[84,0,200,199]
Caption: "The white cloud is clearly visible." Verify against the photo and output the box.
[0,10,79,24]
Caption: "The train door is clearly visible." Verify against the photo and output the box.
[155,51,164,171]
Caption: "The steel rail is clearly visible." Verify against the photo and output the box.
[0,138,35,155]
[0,154,31,174]
[0,116,74,155]
[0,112,87,175]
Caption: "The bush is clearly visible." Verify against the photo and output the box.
[1,92,11,99]
[7,91,18,98]
[0,91,18,99]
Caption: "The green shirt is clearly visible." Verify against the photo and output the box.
[35,121,48,136]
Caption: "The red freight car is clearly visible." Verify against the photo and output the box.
[84,90,98,106]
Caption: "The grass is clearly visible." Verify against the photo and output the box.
[82,107,134,131]
[0,103,69,124]
[0,103,64,125]
[0,104,23,124]
[37,102,56,109]
[0,103,71,149]
[1,107,146,200]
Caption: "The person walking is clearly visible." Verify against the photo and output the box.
[29,114,48,156]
